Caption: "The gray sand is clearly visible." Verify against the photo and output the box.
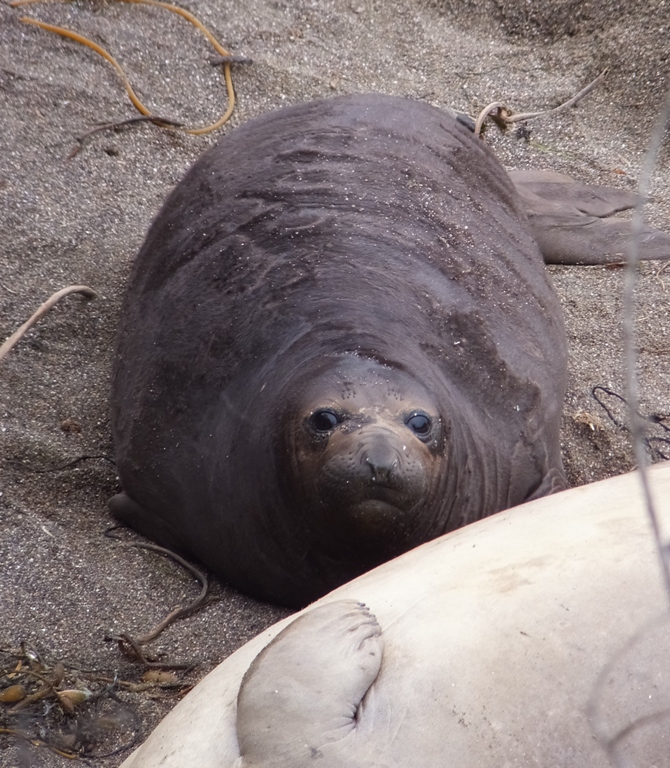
[1,0,669,764]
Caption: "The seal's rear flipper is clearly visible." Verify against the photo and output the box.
[509,169,670,265]
[237,600,382,768]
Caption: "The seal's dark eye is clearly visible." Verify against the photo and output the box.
[311,409,340,432]
[406,412,432,437]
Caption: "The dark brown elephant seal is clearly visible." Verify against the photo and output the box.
[110,93,670,607]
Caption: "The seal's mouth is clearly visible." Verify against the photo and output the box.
[352,498,404,517]
[323,496,422,553]
[363,482,403,502]
[344,498,409,537]
[318,471,411,509]
[314,495,423,556]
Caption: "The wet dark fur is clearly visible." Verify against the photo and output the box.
[111,94,567,606]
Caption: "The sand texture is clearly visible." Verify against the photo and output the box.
[1,0,669,764]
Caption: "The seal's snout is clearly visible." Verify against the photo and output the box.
[364,445,400,486]
[314,424,432,514]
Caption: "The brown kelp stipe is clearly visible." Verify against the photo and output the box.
[12,0,238,135]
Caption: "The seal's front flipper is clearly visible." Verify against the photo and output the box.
[237,600,383,768]
[108,491,178,550]
[509,169,670,265]
[524,467,568,502]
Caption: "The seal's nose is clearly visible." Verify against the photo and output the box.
[364,445,399,486]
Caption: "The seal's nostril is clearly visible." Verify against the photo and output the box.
[365,452,397,485]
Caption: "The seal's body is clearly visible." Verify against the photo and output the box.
[111,94,568,606]
[119,464,670,768]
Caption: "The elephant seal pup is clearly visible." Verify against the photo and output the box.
[110,93,568,605]
[110,93,668,606]
[119,463,670,768]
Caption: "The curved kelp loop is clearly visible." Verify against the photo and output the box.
[0,285,97,363]
[473,69,607,137]
[103,529,210,669]
[12,0,238,136]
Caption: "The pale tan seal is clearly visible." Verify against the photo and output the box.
[120,462,670,768]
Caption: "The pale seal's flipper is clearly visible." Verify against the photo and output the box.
[509,168,670,264]
[236,600,383,768]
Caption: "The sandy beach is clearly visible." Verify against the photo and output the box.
[1,0,669,764]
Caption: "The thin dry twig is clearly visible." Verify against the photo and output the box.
[0,728,79,761]
[474,69,608,137]
[209,54,253,66]
[588,90,670,768]
[0,285,97,363]
[5,454,116,473]
[623,88,670,603]
[69,115,184,157]
[88,674,189,692]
